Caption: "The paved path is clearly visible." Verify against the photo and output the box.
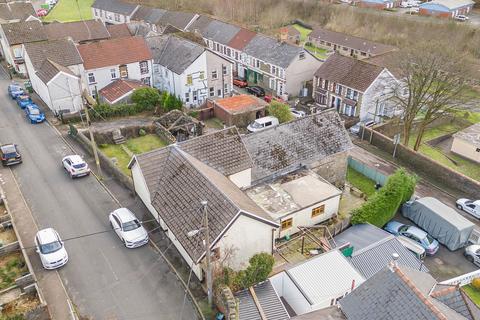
[0,79,196,319]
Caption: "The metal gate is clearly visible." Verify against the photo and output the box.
[348,156,388,186]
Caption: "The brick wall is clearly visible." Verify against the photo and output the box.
[312,151,349,188]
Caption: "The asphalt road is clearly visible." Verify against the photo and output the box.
[0,76,196,319]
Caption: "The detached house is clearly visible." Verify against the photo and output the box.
[91,0,139,25]
[77,36,153,98]
[0,20,47,75]
[146,34,232,107]
[313,53,398,122]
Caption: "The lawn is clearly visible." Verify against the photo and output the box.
[347,166,377,197]
[463,285,480,306]
[304,44,329,60]
[0,253,27,290]
[43,0,94,22]
[292,24,312,42]
[99,134,168,176]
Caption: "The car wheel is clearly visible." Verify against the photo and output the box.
[457,204,463,210]
[467,255,475,263]
[69,172,74,179]
[122,239,127,247]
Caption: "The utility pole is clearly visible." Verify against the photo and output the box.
[82,89,102,177]
[202,200,213,308]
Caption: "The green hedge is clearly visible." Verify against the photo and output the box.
[351,168,417,227]
[88,103,152,121]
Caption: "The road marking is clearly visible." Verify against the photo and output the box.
[99,248,119,282]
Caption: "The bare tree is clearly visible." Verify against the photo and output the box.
[391,41,471,150]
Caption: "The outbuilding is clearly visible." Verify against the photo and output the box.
[451,123,480,163]
[208,94,268,128]
[419,0,474,18]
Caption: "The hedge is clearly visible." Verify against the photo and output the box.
[351,168,417,227]
[88,103,152,121]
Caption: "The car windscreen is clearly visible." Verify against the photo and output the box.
[425,234,435,245]
[250,121,262,129]
[399,225,409,233]
[73,163,86,169]
[40,241,62,254]
[122,219,141,232]
[29,108,40,115]
[1,145,17,156]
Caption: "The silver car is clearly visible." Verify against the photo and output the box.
[465,245,480,266]
[109,208,149,248]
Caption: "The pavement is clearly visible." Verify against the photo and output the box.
[0,70,196,318]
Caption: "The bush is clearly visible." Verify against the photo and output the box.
[138,128,146,136]
[472,278,480,291]
[88,103,148,121]
[267,101,294,123]
[351,168,417,227]
[131,87,160,111]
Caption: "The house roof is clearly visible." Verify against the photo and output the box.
[314,53,386,92]
[146,35,204,75]
[44,20,110,43]
[281,25,301,36]
[155,10,197,30]
[291,307,346,320]
[213,95,267,115]
[91,0,139,15]
[453,123,480,148]
[242,109,353,182]
[280,250,365,306]
[77,36,152,70]
[420,0,474,10]
[127,21,159,38]
[36,59,76,84]
[340,265,468,320]
[334,224,428,279]
[243,34,304,69]
[235,280,290,320]
[202,19,241,45]
[308,27,396,56]
[24,39,83,70]
[0,2,36,22]
[227,28,257,51]
[106,23,132,39]
[432,284,480,320]
[187,15,214,34]
[131,5,167,24]
[99,79,146,104]
[2,20,47,45]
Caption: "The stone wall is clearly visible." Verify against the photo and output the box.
[0,241,20,255]
[312,151,349,188]
[154,123,176,144]
[214,285,238,320]
[94,124,157,145]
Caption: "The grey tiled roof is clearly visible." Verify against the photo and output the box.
[91,0,138,15]
[334,224,428,279]
[243,34,303,68]
[243,109,353,183]
[435,288,473,320]
[24,39,83,70]
[0,2,35,22]
[292,307,346,320]
[146,35,205,74]
[2,20,47,45]
[202,19,240,45]
[36,59,75,84]
[44,20,110,43]
[187,15,214,34]
[131,6,167,24]
[235,280,290,320]
[156,10,197,30]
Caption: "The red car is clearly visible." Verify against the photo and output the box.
[36,8,48,17]
[233,78,248,88]
[264,95,285,103]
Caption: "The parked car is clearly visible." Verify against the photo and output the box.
[34,228,68,270]
[456,198,480,219]
[350,120,375,135]
[233,78,248,88]
[465,245,480,266]
[246,86,265,97]
[455,15,469,21]
[25,105,45,124]
[409,7,419,13]
[264,95,286,103]
[36,8,48,17]
[8,84,24,99]
[62,155,90,178]
[16,95,33,109]
[247,116,279,133]
[384,221,439,255]
[0,144,22,166]
[291,108,306,118]
[109,208,149,248]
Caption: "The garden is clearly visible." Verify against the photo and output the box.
[43,0,94,23]
[292,23,329,60]
[0,252,27,291]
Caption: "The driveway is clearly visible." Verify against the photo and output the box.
[0,74,196,318]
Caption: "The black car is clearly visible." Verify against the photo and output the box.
[1,144,22,166]
[246,86,265,97]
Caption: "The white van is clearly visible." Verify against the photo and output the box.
[247,116,279,133]
[397,235,426,260]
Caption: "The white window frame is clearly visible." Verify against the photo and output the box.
[212,70,218,80]
[140,61,149,75]
[110,68,117,79]
[88,72,96,84]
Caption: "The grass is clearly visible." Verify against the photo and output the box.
[99,135,168,176]
[304,44,329,60]
[204,118,225,130]
[453,109,480,125]
[0,253,27,290]
[43,0,94,22]
[463,285,480,307]
[347,166,377,197]
[292,24,312,42]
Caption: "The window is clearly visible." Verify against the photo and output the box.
[269,78,276,90]
[336,84,343,95]
[271,65,276,75]
[119,65,128,78]
[346,88,352,99]
[199,71,205,79]
[110,68,117,79]
[281,218,293,230]
[193,90,197,101]
[227,48,231,56]
[140,61,149,74]
[224,83,228,94]
[209,87,214,97]
[235,52,239,60]
[255,59,260,68]
[142,77,150,86]
[216,43,219,51]
[353,90,359,101]
[311,204,325,218]
[299,52,305,60]
[114,13,120,22]
[153,64,160,73]
[13,47,22,58]
[212,70,218,79]
[361,52,367,56]
[88,72,95,84]
[217,89,222,96]
[185,92,190,103]
[186,74,193,85]
[222,65,227,75]
[94,9,99,16]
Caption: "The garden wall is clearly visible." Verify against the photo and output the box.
[93,124,157,145]
[359,127,480,199]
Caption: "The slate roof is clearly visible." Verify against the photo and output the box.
[432,284,480,320]
[2,20,47,45]
[292,307,346,320]
[235,280,290,320]
[127,21,158,38]
[91,0,139,15]
[187,15,214,34]
[242,109,353,182]
[156,10,197,30]
[243,34,304,69]
[77,36,152,70]
[334,224,428,279]
[106,23,132,39]
[0,2,35,22]
[24,39,83,70]
[131,6,167,24]
[314,53,385,92]
[36,59,76,84]
[99,79,146,103]
[44,20,110,43]
[146,35,205,74]
[228,28,257,51]
[453,123,480,148]
[202,19,241,45]
[308,27,396,56]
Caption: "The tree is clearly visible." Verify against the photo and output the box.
[235,253,274,289]
[391,41,471,150]
[267,101,293,123]
[131,87,160,111]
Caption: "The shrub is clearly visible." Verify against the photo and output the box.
[138,128,146,136]
[472,278,480,291]
[88,103,150,121]
[267,101,294,123]
[351,168,417,227]
[131,87,160,111]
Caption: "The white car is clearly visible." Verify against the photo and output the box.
[465,245,480,266]
[62,155,90,178]
[350,120,375,135]
[35,228,68,270]
[455,15,469,21]
[456,198,480,219]
[247,116,279,133]
[291,109,306,119]
[109,208,149,248]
